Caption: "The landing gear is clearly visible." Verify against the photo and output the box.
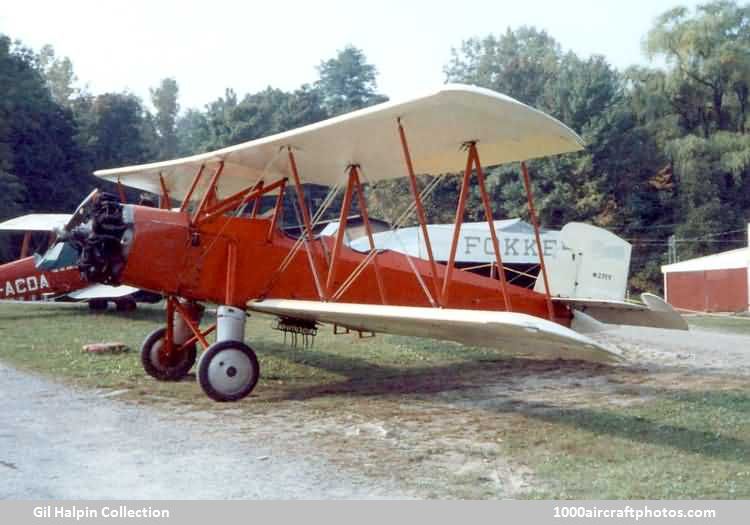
[88,299,108,311]
[115,298,137,312]
[141,299,205,381]
[140,327,197,381]
[195,305,258,401]
[197,340,259,402]
[141,300,258,401]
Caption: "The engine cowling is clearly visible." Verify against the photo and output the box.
[73,192,131,285]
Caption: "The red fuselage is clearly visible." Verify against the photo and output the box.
[118,206,572,325]
[0,256,85,302]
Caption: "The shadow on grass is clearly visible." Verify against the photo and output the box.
[490,399,750,464]
[259,343,616,399]
[259,344,750,464]
[631,387,750,415]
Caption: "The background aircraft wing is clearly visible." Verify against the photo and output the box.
[66,284,140,300]
[0,214,73,232]
[247,299,621,363]
[94,84,584,201]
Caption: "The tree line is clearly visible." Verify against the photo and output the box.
[1,0,749,293]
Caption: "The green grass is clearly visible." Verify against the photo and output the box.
[0,301,749,498]
[501,389,750,498]
[687,314,750,335]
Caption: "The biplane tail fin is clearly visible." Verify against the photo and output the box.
[534,222,632,302]
[534,222,688,331]
[534,222,631,301]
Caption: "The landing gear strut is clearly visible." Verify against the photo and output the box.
[140,299,204,381]
[141,327,197,381]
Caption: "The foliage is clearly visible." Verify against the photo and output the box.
[150,78,180,159]
[316,45,388,116]
[445,26,561,108]
[36,44,79,106]
[0,37,91,214]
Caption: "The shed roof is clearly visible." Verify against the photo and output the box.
[661,247,749,273]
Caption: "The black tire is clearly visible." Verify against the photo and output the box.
[197,340,260,402]
[88,299,108,311]
[140,327,197,381]
[115,298,137,312]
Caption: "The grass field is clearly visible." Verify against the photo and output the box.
[684,314,750,335]
[0,302,749,499]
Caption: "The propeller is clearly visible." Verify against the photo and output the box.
[36,190,131,285]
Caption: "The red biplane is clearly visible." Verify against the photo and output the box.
[0,213,152,309]
[43,85,686,401]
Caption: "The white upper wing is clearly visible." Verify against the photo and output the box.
[248,299,621,363]
[94,84,584,201]
[0,214,72,232]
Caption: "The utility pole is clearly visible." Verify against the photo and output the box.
[668,235,677,264]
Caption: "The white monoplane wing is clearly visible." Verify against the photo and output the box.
[94,84,584,199]
[0,214,72,232]
[248,299,621,363]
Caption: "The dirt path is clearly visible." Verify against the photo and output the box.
[0,361,409,499]
[594,325,750,373]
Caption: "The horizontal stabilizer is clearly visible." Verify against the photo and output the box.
[248,299,622,363]
[558,293,688,330]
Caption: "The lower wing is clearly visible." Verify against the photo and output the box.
[66,284,140,300]
[247,299,621,363]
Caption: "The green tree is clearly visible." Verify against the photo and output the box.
[0,35,95,260]
[176,109,211,155]
[75,92,157,170]
[0,36,90,209]
[36,44,78,106]
[150,78,180,159]
[445,27,561,107]
[316,46,387,116]
[645,1,750,135]
[640,1,750,266]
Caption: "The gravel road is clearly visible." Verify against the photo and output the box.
[594,324,750,373]
[0,362,407,499]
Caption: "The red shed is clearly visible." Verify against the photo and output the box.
[661,248,749,312]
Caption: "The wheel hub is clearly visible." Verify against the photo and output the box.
[207,349,253,396]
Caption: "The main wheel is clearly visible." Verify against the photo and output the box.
[197,340,260,402]
[115,298,137,312]
[88,299,108,311]
[140,327,197,381]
